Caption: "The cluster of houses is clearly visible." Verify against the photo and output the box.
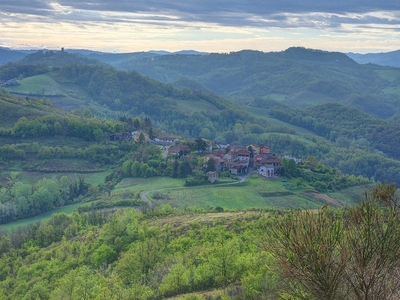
[108,130,151,143]
[165,141,294,180]
[0,79,19,87]
[108,130,301,180]
[203,144,283,178]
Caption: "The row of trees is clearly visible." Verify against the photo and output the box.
[7,115,122,141]
[281,157,370,192]
[0,176,89,223]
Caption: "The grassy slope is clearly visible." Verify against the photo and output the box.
[0,202,93,231]
[4,74,65,96]
[116,175,359,210]
[176,99,219,114]
[244,105,318,136]
[0,92,69,127]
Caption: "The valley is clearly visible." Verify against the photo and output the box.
[0,46,399,299]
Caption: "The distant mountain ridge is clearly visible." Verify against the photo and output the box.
[4,46,400,120]
[0,48,28,64]
[347,50,400,67]
[114,47,400,119]
[3,45,400,67]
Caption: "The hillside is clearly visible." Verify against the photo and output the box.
[16,50,106,67]
[5,47,400,119]
[347,49,400,67]
[0,47,27,64]
[2,57,400,186]
[117,47,400,119]
[1,59,270,142]
[0,192,397,299]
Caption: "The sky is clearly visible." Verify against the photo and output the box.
[1,1,400,53]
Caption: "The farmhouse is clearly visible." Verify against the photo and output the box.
[132,131,150,143]
[206,171,218,183]
[168,144,191,156]
[258,165,275,177]
[153,136,178,144]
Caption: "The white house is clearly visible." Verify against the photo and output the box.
[283,155,302,165]
[259,165,275,178]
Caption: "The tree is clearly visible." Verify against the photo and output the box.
[193,137,207,152]
[371,182,398,209]
[138,132,145,144]
[92,244,117,267]
[206,157,216,172]
[131,161,141,177]
[172,159,179,178]
[179,161,192,178]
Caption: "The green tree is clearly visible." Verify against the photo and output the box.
[193,137,207,152]
[131,161,141,177]
[206,157,216,172]
[92,244,117,267]
[172,159,179,178]
[138,132,145,144]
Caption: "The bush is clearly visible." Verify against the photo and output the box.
[267,193,400,300]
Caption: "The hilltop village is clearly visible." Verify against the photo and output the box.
[108,129,300,183]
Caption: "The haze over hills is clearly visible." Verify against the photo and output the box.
[347,50,400,67]
[4,47,400,119]
[2,49,400,187]
[1,44,400,299]
[94,47,400,119]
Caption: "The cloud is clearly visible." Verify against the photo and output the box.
[1,0,400,29]
[1,0,400,52]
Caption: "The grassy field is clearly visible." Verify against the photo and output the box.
[11,168,111,185]
[0,202,92,232]
[0,175,363,232]
[176,99,220,114]
[376,69,400,82]
[144,175,325,210]
[0,95,60,127]
[265,93,287,101]
[0,135,94,148]
[4,75,65,96]
[328,184,372,206]
[244,106,318,136]
[383,86,400,96]
[114,177,186,193]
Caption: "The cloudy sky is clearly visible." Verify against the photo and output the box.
[1,0,400,53]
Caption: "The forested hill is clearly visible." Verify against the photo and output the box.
[52,64,272,139]
[269,103,400,160]
[119,47,400,119]
[0,60,270,141]
[348,49,400,68]
[0,47,27,65]
[18,50,106,67]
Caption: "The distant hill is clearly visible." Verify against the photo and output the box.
[49,49,208,68]
[0,61,262,141]
[347,50,400,67]
[67,50,160,67]
[18,50,106,67]
[0,47,28,64]
[120,47,400,119]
